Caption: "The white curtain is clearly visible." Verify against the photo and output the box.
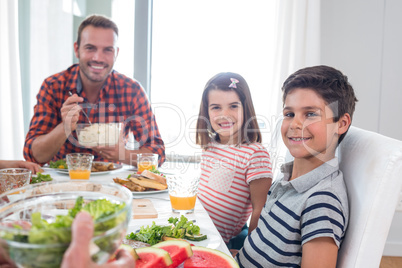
[0,0,25,160]
[269,0,321,178]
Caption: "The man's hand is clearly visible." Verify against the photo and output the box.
[61,212,135,268]
[61,94,83,134]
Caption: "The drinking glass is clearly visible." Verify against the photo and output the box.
[137,153,158,173]
[167,175,200,214]
[66,153,94,180]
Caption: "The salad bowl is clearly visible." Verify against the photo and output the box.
[0,180,132,267]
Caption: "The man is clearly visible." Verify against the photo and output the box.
[24,15,165,166]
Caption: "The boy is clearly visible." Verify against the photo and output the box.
[236,65,357,267]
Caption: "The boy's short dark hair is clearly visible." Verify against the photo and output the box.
[76,14,118,47]
[282,65,358,144]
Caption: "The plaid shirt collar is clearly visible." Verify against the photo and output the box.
[75,67,112,97]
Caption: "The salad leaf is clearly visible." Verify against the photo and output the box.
[1,196,127,268]
[49,159,67,169]
[69,196,84,218]
[30,172,53,184]
[126,215,204,245]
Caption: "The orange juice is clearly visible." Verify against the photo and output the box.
[69,169,91,180]
[169,195,197,210]
[137,161,156,173]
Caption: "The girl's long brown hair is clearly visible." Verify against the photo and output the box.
[196,72,261,148]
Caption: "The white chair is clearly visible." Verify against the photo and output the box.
[336,126,402,267]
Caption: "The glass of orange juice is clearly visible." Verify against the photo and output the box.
[66,153,94,180]
[137,153,158,173]
[167,175,200,214]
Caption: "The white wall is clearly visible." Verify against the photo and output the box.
[321,0,402,256]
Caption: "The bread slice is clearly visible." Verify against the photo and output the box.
[128,176,168,190]
[141,170,167,185]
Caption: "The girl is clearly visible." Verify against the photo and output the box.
[196,72,272,250]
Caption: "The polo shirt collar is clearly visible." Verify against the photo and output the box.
[280,158,339,193]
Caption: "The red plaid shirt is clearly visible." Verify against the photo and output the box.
[24,64,165,165]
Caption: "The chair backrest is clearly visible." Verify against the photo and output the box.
[336,126,402,267]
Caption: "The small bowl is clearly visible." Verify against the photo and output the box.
[76,123,122,147]
[0,180,132,267]
[0,168,32,194]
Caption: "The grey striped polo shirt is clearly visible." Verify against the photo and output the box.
[236,158,349,268]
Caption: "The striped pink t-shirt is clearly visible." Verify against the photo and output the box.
[198,142,273,243]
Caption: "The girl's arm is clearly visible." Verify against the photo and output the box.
[248,177,272,233]
[301,237,338,268]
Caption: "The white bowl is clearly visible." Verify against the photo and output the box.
[76,123,122,147]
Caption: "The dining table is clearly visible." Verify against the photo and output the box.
[42,161,232,257]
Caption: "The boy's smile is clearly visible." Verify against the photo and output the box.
[281,88,340,163]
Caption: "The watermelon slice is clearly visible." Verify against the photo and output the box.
[153,240,193,268]
[108,244,139,262]
[135,247,173,268]
[183,246,239,268]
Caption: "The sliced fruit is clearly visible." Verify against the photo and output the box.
[135,247,173,268]
[162,235,188,242]
[183,246,239,268]
[185,233,207,241]
[153,240,193,268]
[108,244,139,262]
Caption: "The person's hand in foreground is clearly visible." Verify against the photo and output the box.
[0,160,42,174]
[61,212,135,268]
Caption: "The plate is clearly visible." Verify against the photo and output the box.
[125,225,221,250]
[50,162,123,176]
[190,228,221,249]
[131,189,168,195]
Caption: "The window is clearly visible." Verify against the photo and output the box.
[151,0,277,158]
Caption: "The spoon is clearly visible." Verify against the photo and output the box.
[68,91,92,125]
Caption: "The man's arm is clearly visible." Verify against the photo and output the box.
[301,237,338,268]
[25,92,83,164]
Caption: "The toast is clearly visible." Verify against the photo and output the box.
[113,178,147,192]
[141,170,167,185]
[128,176,168,190]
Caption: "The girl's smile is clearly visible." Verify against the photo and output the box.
[208,89,244,145]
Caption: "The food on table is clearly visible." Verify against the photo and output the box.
[153,240,193,268]
[121,238,150,249]
[113,178,147,192]
[141,169,167,185]
[125,215,206,246]
[49,160,117,172]
[114,172,167,192]
[30,172,53,184]
[108,244,139,262]
[128,176,168,190]
[0,168,31,194]
[183,246,240,268]
[0,196,128,267]
[77,123,121,146]
[92,162,116,172]
[49,159,68,169]
[135,247,173,268]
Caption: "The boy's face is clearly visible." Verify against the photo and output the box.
[281,88,344,162]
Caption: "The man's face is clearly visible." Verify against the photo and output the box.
[281,88,340,162]
[74,25,119,84]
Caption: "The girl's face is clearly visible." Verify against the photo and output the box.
[208,89,244,145]
[281,88,340,162]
